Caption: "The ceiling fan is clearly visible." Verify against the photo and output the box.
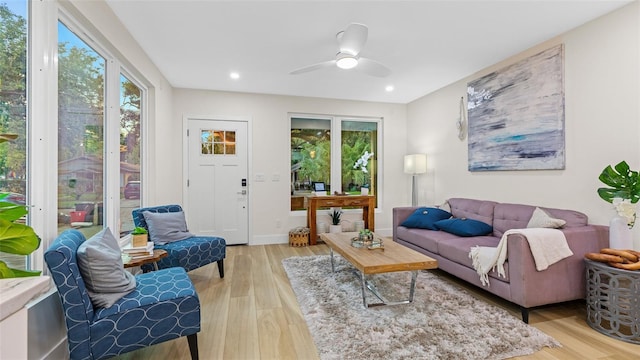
[290,23,391,78]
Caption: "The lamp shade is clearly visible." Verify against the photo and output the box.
[404,154,427,174]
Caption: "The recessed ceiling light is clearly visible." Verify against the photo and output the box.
[230,72,240,80]
[385,85,394,92]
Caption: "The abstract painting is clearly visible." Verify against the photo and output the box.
[467,44,565,171]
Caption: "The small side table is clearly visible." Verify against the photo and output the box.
[585,259,640,344]
[123,249,168,271]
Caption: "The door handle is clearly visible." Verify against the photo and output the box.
[237,190,247,195]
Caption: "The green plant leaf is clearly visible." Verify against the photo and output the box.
[132,226,148,234]
[0,261,14,278]
[597,161,640,204]
[0,219,41,255]
[0,201,28,222]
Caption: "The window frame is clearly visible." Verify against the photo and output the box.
[28,1,149,272]
[289,113,383,213]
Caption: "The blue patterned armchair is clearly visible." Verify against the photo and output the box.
[132,204,226,277]
[45,229,201,360]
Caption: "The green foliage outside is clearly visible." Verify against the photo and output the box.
[0,4,27,194]
[291,127,376,193]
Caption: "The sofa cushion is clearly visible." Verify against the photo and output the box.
[527,207,566,229]
[447,198,497,226]
[396,226,460,254]
[434,218,493,237]
[493,203,588,237]
[401,207,452,230]
[437,236,510,282]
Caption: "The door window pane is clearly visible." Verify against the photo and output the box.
[0,1,28,271]
[119,74,141,235]
[290,118,331,210]
[201,129,237,155]
[58,21,105,237]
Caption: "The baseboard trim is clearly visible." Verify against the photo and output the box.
[250,228,392,246]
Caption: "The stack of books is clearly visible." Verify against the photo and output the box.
[122,241,154,260]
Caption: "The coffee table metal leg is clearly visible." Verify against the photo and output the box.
[360,270,420,308]
[408,271,418,302]
[360,271,368,308]
[330,248,335,272]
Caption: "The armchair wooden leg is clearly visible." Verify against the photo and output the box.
[187,333,199,360]
[217,259,224,278]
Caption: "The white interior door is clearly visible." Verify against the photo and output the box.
[186,119,248,245]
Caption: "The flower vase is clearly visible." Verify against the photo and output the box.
[609,215,633,249]
[361,187,369,195]
[329,224,342,233]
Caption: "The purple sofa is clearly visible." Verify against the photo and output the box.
[393,198,608,322]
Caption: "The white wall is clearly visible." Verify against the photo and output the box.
[172,90,408,242]
[407,2,640,247]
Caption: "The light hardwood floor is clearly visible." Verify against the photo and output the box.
[117,243,639,360]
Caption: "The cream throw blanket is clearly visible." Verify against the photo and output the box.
[469,228,573,286]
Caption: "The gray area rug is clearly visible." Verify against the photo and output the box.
[282,255,560,360]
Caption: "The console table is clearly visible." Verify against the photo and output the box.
[306,195,375,245]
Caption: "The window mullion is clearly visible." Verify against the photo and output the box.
[331,117,342,193]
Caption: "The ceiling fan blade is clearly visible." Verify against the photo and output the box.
[338,23,368,56]
[356,57,391,77]
[290,60,336,75]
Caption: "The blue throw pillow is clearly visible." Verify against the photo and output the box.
[401,207,452,230]
[434,218,493,237]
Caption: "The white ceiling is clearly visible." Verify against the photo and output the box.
[105,0,632,104]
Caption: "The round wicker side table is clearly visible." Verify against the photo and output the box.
[585,259,640,345]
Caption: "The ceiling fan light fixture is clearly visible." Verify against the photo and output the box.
[336,54,358,70]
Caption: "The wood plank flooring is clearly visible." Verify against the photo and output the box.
[116,243,639,360]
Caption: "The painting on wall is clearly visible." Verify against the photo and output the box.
[467,44,565,171]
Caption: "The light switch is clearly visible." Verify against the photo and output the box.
[255,173,265,182]
[272,173,280,182]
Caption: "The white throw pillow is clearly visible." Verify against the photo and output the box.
[77,227,136,308]
[437,200,451,213]
[527,207,566,229]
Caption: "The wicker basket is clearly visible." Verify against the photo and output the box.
[289,227,310,247]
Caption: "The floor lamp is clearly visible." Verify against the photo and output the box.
[404,154,427,206]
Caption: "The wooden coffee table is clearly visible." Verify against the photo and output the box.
[320,232,438,308]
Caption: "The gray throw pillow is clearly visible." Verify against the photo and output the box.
[77,227,136,308]
[142,210,194,245]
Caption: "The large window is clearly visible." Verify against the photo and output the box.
[0,2,147,276]
[290,115,380,211]
[57,21,105,237]
[0,1,28,271]
[119,74,142,234]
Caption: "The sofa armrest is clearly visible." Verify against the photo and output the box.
[392,207,419,241]
[507,225,608,308]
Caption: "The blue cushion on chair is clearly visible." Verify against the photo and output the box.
[401,207,452,230]
[146,236,226,272]
[434,218,493,237]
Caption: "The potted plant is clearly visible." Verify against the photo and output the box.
[329,209,342,233]
[597,160,639,249]
[131,226,149,247]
